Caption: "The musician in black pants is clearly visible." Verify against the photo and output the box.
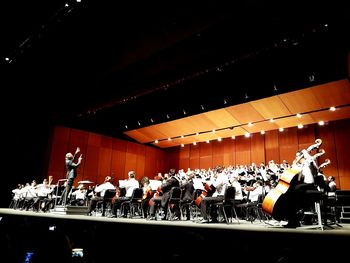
[61,147,82,206]
[284,150,319,228]
[149,169,181,220]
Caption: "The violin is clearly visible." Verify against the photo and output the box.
[143,186,153,200]
[111,186,126,203]
[148,186,162,206]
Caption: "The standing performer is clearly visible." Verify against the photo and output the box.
[61,147,83,206]
[262,139,324,228]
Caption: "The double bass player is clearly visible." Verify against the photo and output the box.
[262,139,325,228]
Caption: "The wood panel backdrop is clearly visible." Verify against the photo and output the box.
[48,119,350,189]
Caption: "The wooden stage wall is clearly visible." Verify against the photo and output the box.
[165,119,350,190]
[47,119,350,189]
[47,127,166,185]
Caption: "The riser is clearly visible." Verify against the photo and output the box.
[51,205,89,215]
[340,217,350,223]
[341,212,350,217]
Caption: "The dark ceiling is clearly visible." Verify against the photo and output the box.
[1,0,350,142]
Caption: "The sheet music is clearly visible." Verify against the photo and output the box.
[193,178,205,190]
[149,180,162,191]
[118,179,127,188]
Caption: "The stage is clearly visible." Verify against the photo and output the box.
[1,208,349,263]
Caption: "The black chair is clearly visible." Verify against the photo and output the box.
[300,189,324,230]
[95,189,117,216]
[120,188,144,218]
[165,187,182,220]
[335,190,350,223]
[188,189,203,221]
[212,186,239,224]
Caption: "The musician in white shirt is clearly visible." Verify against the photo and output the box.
[111,171,139,217]
[87,176,115,216]
[200,167,229,223]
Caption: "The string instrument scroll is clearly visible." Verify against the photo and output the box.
[262,138,323,221]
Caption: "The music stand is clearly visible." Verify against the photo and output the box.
[149,180,162,191]
[78,180,94,184]
[54,179,68,209]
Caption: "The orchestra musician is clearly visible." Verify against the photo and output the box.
[87,176,115,216]
[284,142,324,228]
[110,171,139,217]
[179,172,195,220]
[148,169,181,220]
[141,176,153,218]
[31,177,55,212]
[200,166,229,223]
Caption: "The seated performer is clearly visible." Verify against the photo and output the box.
[70,185,88,206]
[111,171,139,217]
[149,169,181,220]
[141,177,153,218]
[87,176,115,216]
[200,166,229,223]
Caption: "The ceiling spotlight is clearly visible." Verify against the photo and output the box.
[181,135,184,138]
[270,118,274,122]
[308,74,315,82]
[217,137,222,142]
[248,122,253,127]
[279,127,284,132]
[5,57,10,61]
[318,120,325,126]
[329,106,336,111]
[297,124,303,129]
[168,138,171,141]
[231,136,235,139]
[196,132,199,136]
[206,140,210,143]
[124,125,128,129]
[212,129,216,133]
[193,142,197,145]
[296,113,302,118]
[155,140,159,144]
[181,144,184,147]
[260,130,265,135]
[244,132,250,138]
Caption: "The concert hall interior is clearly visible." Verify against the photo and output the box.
[1,1,350,262]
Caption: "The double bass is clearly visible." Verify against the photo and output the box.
[261,139,322,221]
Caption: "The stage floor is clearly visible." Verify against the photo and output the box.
[1,208,349,232]
[1,208,349,263]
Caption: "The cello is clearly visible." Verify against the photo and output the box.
[194,182,216,207]
[261,139,322,221]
